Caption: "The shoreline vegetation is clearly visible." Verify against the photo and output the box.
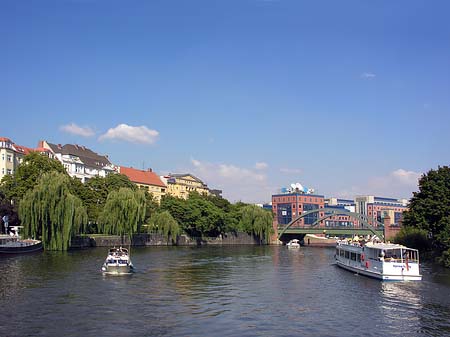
[1,153,449,268]
[393,166,450,267]
[71,232,264,248]
[0,153,273,252]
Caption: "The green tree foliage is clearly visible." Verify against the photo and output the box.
[0,152,67,202]
[141,189,160,224]
[160,194,274,242]
[160,195,188,227]
[402,166,450,266]
[19,172,88,251]
[394,226,431,251]
[161,193,226,237]
[238,205,274,243]
[97,188,146,238]
[76,173,136,229]
[147,210,180,243]
[0,191,19,231]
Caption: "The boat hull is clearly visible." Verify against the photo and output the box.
[304,234,337,247]
[102,264,133,275]
[0,241,43,255]
[336,261,422,281]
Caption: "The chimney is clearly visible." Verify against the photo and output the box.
[147,168,152,172]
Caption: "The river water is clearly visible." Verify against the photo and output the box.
[1,245,450,337]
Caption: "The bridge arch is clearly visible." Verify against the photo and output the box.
[277,207,384,240]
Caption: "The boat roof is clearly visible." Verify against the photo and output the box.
[365,242,417,251]
[108,247,129,253]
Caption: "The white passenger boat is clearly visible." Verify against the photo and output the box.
[286,239,301,249]
[101,247,134,275]
[335,239,422,281]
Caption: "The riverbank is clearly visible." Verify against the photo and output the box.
[70,232,262,248]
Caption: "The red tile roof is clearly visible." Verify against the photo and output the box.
[119,166,166,187]
[35,147,52,153]
[14,144,33,155]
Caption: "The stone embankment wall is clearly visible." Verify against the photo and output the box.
[71,232,261,248]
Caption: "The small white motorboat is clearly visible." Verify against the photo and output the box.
[286,239,301,249]
[101,247,134,275]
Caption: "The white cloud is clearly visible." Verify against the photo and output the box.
[189,158,272,203]
[60,123,95,137]
[331,169,421,200]
[361,72,376,79]
[99,124,159,144]
[280,167,302,175]
[255,162,268,170]
[358,169,420,198]
[390,169,422,186]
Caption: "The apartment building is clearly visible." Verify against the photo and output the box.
[118,166,167,203]
[39,140,116,183]
[161,173,210,199]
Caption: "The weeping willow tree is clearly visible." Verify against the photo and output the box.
[19,172,88,251]
[97,188,146,240]
[239,205,274,243]
[147,210,180,244]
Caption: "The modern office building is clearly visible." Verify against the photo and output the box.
[355,195,408,239]
[272,192,325,228]
[273,188,409,240]
[323,198,356,227]
[118,166,167,203]
[355,195,408,225]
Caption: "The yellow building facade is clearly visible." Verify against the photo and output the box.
[0,137,29,181]
[162,174,210,199]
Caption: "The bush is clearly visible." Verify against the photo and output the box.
[438,249,450,268]
[394,226,431,252]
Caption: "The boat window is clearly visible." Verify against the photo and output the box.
[344,251,350,259]
[384,249,402,262]
[357,254,361,262]
[403,249,419,262]
[351,252,357,261]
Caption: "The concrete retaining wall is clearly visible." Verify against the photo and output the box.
[70,232,262,249]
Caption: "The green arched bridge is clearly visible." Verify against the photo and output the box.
[276,207,385,241]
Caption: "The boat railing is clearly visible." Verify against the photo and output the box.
[383,257,419,263]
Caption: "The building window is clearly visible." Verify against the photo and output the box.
[7,155,12,162]
[277,203,292,225]
[303,203,319,225]
[7,169,12,175]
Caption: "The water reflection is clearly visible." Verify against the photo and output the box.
[1,246,450,337]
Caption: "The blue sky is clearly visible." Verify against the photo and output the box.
[2,0,450,203]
